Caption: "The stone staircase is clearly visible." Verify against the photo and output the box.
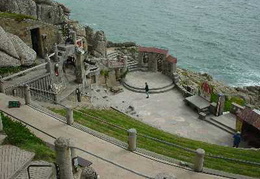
[205,117,236,135]
[0,145,54,179]
[57,44,75,61]
[122,80,175,94]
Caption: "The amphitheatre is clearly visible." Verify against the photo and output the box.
[0,0,260,179]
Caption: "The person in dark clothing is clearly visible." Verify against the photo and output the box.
[233,131,241,148]
[145,82,149,98]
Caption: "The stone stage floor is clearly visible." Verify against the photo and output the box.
[124,71,173,88]
[89,72,235,147]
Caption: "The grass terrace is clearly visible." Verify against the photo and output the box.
[50,107,260,178]
[1,114,55,162]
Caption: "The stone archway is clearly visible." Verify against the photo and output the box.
[156,54,164,72]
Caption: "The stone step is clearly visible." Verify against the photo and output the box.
[0,133,7,145]
[122,81,175,94]
[210,116,236,133]
[15,160,54,179]
[0,145,35,179]
[205,118,235,135]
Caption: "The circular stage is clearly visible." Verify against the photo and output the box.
[124,71,173,91]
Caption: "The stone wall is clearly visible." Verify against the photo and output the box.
[0,17,59,57]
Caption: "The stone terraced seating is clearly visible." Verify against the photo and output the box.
[0,145,35,179]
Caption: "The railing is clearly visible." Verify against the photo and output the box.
[30,87,57,102]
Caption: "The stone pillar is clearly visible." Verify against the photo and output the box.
[70,31,77,45]
[75,50,84,84]
[24,85,31,105]
[69,141,78,174]
[54,43,59,62]
[58,30,63,44]
[45,56,52,73]
[216,94,225,116]
[55,137,74,179]
[127,128,137,151]
[194,148,205,172]
[66,108,74,125]
[0,114,3,132]
[0,78,5,93]
[54,94,58,104]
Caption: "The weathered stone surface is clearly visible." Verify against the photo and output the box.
[0,0,37,18]
[0,52,21,67]
[0,26,19,59]
[85,26,95,45]
[7,33,36,66]
[92,31,107,57]
[36,2,65,25]
[0,26,36,67]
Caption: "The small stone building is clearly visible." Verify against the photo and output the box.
[138,47,177,78]
[236,107,260,148]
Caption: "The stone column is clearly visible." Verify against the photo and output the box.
[194,148,205,172]
[127,128,137,151]
[54,43,59,62]
[70,31,77,45]
[0,114,3,132]
[216,94,225,116]
[75,51,84,84]
[45,56,52,74]
[66,108,74,125]
[55,137,74,179]
[69,141,78,173]
[24,85,31,105]
[0,78,5,93]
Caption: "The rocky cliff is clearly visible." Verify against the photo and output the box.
[0,0,68,24]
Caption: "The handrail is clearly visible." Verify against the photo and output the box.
[2,63,48,81]
[27,164,53,179]
[48,53,55,58]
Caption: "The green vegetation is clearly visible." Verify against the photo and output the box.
[0,12,36,22]
[50,108,260,177]
[210,93,245,111]
[0,66,23,77]
[1,114,55,162]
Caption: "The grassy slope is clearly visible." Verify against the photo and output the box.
[1,114,55,162]
[51,108,260,178]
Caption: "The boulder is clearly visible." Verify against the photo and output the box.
[0,26,19,59]
[7,33,36,66]
[0,52,21,67]
[92,31,107,57]
[0,0,37,18]
[0,26,36,67]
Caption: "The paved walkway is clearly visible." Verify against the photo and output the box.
[0,93,226,179]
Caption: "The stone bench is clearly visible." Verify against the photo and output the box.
[198,112,206,120]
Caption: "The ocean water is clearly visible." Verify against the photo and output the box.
[56,0,260,87]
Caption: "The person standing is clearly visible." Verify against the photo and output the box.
[233,131,241,148]
[145,82,149,98]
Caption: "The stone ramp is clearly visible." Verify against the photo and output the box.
[0,145,35,179]
[15,160,54,179]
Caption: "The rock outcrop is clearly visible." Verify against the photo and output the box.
[0,0,37,18]
[0,26,36,67]
[8,33,36,66]
[92,31,107,58]
[0,0,69,25]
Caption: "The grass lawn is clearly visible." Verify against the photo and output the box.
[0,12,35,21]
[50,108,260,178]
[1,114,55,162]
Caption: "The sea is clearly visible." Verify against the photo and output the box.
[55,0,260,87]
